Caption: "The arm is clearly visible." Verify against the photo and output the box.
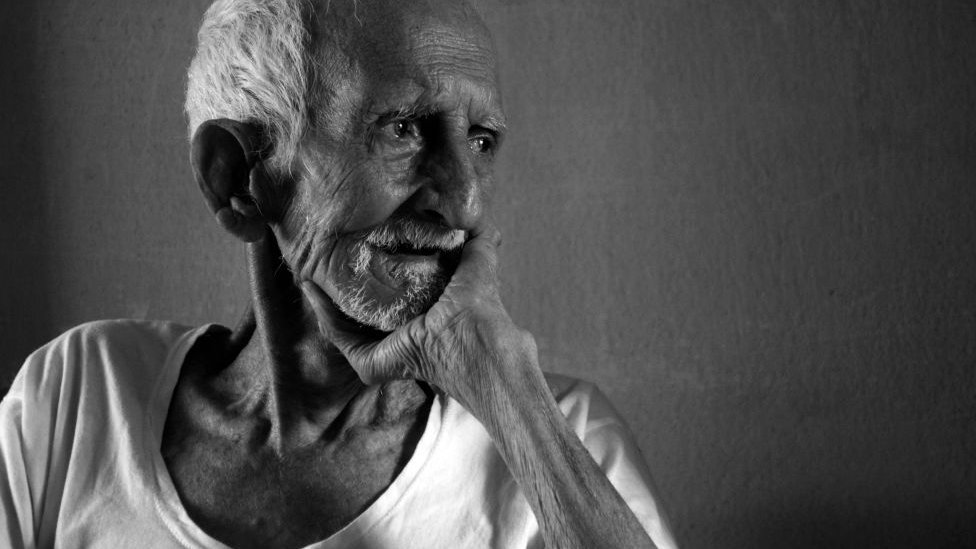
[472,355,665,549]
[302,226,674,548]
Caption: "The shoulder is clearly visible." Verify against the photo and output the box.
[8,319,203,408]
[30,318,195,361]
[3,318,208,461]
[40,318,196,354]
[0,320,209,546]
[542,372,648,470]
[542,372,626,437]
[543,373,678,548]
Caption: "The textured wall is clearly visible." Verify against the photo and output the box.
[2,1,974,548]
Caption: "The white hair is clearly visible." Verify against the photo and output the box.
[185,0,313,172]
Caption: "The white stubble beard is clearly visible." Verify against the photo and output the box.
[333,220,464,331]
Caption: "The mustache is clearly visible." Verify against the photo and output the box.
[361,216,465,251]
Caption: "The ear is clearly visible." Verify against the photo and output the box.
[191,119,270,242]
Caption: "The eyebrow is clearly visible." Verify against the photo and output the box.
[371,102,436,123]
[481,114,507,133]
[365,91,507,133]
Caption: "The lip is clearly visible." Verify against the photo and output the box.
[366,244,443,290]
[371,241,443,256]
[370,243,444,262]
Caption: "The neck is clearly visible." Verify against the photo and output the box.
[217,231,428,450]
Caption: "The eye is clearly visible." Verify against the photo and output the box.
[390,119,421,140]
[468,129,497,154]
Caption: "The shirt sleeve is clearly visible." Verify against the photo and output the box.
[0,332,76,549]
[576,383,680,549]
[0,361,40,549]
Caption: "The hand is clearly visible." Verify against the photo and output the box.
[300,225,539,417]
[303,226,665,549]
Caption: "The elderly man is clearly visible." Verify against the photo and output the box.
[0,0,677,547]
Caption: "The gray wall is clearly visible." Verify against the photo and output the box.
[2,1,974,548]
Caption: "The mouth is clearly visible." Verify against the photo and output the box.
[327,217,467,329]
[357,239,461,292]
[362,216,466,257]
[367,240,463,272]
[348,217,466,295]
[372,241,445,257]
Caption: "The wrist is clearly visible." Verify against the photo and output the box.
[454,325,551,423]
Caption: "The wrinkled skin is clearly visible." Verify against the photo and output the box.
[277,0,503,328]
[163,1,662,548]
[302,224,528,421]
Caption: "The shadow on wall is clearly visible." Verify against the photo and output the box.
[0,2,52,393]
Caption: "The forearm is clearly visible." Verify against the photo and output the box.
[472,349,658,549]
[302,232,665,546]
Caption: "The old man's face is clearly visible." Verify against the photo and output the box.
[274,0,506,331]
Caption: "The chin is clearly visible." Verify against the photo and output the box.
[335,273,448,331]
[331,240,451,331]
[327,219,463,331]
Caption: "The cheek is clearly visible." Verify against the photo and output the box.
[314,236,359,301]
[276,212,360,304]
[276,206,340,283]
[274,157,415,292]
[312,157,417,232]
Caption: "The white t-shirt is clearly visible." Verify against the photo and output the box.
[0,320,677,548]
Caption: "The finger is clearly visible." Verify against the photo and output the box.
[453,223,502,286]
[469,221,502,247]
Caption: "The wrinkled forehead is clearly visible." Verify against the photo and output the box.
[313,0,499,102]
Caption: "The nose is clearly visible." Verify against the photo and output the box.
[408,131,486,231]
